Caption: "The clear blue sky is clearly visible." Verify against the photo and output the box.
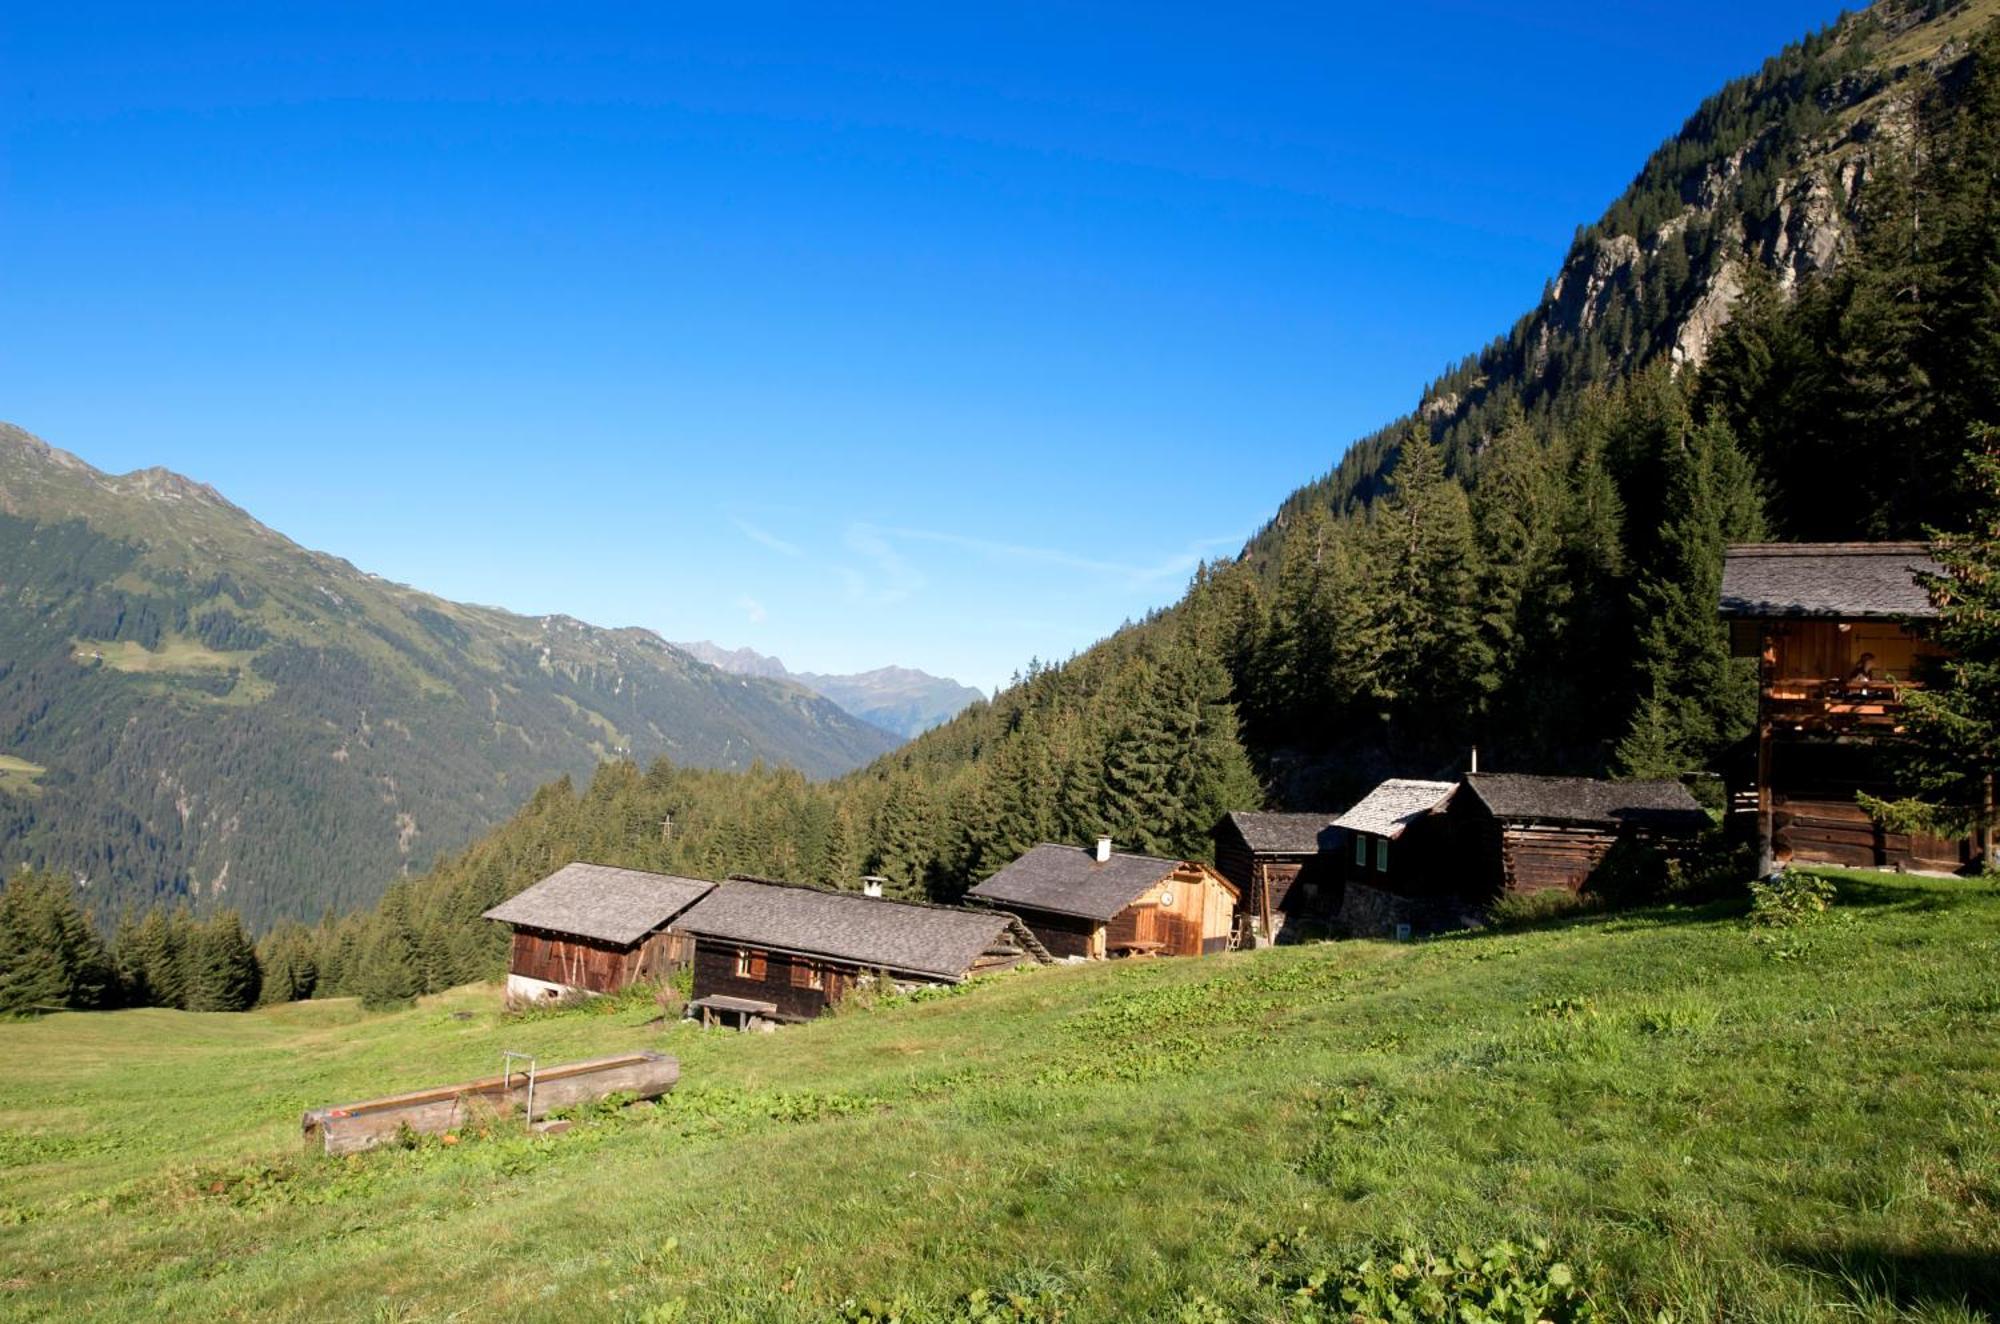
[3,1,1847,693]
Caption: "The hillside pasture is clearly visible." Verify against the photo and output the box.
[0,871,1995,1321]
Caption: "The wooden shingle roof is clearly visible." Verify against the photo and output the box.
[1331,779,1459,840]
[966,843,1197,922]
[674,878,1043,981]
[1719,542,1939,620]
[1219,810,1340,855]
[481,862,716,947]
[1463,774,1709,833]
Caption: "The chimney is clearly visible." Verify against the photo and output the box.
[861,876,885,898]
[1095,836,1112,864]
[1469,745,1479,774]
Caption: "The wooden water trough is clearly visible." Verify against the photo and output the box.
[301,1050,678,1156]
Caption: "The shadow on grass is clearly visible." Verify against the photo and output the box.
[1779,1240,2000,1320]
[1825,873,1969,914]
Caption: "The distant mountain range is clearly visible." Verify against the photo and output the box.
[673,641,985,738]
[0,424,900,928]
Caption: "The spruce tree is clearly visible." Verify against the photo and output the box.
[355,927,422,1011]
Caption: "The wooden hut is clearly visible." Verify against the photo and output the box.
[1453,773,1710,896]
[1211,811,1339,942]
[481,862,715,1004]
[966,838,1239,959]
[674,878,1050,1024]
[1719,543,1974,872]
[1329,779,1461,937]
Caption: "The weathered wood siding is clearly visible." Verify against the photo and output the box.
[1497,823,1620,894]
[690,942,849,1020]
[507,926,690,994]
[1774,792,1969,872]
[1014,910,1102,960]
[1215,833,1324,930]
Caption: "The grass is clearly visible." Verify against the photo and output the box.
[0,755,44,797]
[1,871,1997,1321]
[69,636,275,706]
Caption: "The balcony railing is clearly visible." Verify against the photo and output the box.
[1764,678,1920,734]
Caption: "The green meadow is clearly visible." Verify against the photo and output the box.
[1,871,1996,1322]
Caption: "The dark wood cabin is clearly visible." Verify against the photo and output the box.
[1452,773,1710,896]
[1720,543,1975,872]
[1211,811,1339,942]
[481,862,715,1004]
[1328,779,1461,937]
[966,839,1240,959]
[673,877,1051,1023]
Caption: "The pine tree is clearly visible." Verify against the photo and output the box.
[0,870,114,1015]
[185,910,262,1012]
[1866,434,2000,858]
[355,927,422,1011]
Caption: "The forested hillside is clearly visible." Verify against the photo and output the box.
[212,0,2000,1007]
[0,432,899,929]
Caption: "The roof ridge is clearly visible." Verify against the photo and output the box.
[722,873,999,918]
[1028,840,1187,866]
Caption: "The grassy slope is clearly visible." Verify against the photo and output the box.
[1,872,1996,1322]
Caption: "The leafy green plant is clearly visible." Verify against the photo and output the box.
[1748,869,1836,928]
[1278,1238,1594,1324]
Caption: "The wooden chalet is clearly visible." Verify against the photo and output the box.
[1211,811,1339,942]
[1452,773,1709,895]
[673,877,1050,1024]
[965,838,1239,959]
[481,862,715,1004]
[1331,780,1460,899]
[1719,542,1973,872]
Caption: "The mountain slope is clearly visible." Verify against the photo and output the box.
[0,425,899,927]
[675,640,986,738]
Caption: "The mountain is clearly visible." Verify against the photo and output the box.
[675,641,986,738]
[0,425,900,928]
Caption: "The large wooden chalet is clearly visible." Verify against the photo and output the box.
[673,877,1049,1024]
[966,838,1239,958]
[481,862,715,1004]
[1720,542,1972,872]
[1211,811,1340,942]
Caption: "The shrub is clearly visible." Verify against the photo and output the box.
[1487,889,1601,930]
[1748,869,1837,928]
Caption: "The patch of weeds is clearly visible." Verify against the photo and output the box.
[1533,995,1597,1022]
[1749,870,1837,928]
[833,1280,1070,1323]
[1259,1232,1596,1323]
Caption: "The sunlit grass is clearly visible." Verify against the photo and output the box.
[0,870,1995,1321]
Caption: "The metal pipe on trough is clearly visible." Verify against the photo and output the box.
[301,1051,678,1156]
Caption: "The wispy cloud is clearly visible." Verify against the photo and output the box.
[838,523,928,606]
[738,595,768,624]
[730,517,805,560]
[876,525,1245,589]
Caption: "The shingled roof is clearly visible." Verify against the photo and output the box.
[1464,774,1709,833]
[481,862,716,947]
[1219,810,1340,855]
[966,843,1201,922]
[673,878,1042,981]
[1331,779,1459,840]
[1720,543,1939,620]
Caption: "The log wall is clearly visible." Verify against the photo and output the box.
[508,927,691,996]
[1497,824,1620,894]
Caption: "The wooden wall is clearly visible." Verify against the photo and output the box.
[1215,837,1321,935]
[1495,823,1620,894]
[1101,865,1236,956]
[1774,792,1969,872]
[508,927,691,995]
[1016,911,1102,960]
[686,939,1024,1020]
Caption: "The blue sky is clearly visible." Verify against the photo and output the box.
[3,2,1847,692]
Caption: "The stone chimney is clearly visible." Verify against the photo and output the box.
[861,876,885,898]
[1095,836,1112,864]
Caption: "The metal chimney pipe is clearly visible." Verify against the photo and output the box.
[1095,836,1112,863]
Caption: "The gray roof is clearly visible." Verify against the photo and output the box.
[673,879,1035,981]
[1331,780,1459,840]
[1465,774,1709,833]
[481,862,716,946]
[966,843,1193,922]
[1218,810,1341,856]
[1720,543,1939,620]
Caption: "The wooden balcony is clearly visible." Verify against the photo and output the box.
[1763,679,1918,735]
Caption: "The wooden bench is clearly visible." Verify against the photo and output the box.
[688,994,780,1031]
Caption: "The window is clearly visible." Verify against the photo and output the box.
[1376,838,1390,873]
[735,948,767,980]
[1354,834,1368,866]
[790,958,826,991]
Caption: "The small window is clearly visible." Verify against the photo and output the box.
[806,963,825,991]
[1376,838,1390,873]
[735,948,767,980]
[1354,834,1368,866]
[790,958,826,991]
